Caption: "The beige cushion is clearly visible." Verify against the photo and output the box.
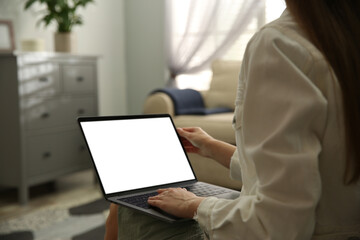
[204,60,241,110]
[188,153,242,190]
[174,113,235,144]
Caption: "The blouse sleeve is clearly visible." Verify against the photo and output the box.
[229,148,242,181]
[196,26,327,240]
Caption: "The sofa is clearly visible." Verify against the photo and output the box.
[143,60,242,190]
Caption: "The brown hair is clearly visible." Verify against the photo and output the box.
[285,0,360,184]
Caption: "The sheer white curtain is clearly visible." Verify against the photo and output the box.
[165,0,265,86]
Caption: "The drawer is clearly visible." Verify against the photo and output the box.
[26,130,91,177]
[18,62,61,98]
[62,65,96,93]
[23,97,97,130]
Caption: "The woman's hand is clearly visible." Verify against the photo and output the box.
[148,188,205,219]
[178,127,236,169]
[177,127,215,158]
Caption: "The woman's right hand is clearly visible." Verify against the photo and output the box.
[177,127,215,158]
[177,127,236,169]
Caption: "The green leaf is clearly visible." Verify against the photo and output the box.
[43,14,54,26]
[23,0,94,32]
[24,0,37,10]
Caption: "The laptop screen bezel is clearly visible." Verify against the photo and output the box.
[77,114,198,198]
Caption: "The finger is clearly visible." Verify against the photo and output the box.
[148,195,159,201]
[148,192,166,201]
[177,127,195,136]
[184,147,199,154]
[180,137,193,146]
[147,199,162,207]
[179,127,198,132]
[157,188,171,194]
[176,128,187,136]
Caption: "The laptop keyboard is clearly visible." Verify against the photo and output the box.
[185,183,230,197]
[120,192,158,209]
[118,183,231,209]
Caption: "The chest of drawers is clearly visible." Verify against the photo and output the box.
[0,52,98,204]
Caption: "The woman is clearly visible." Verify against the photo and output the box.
[105,1,360,239]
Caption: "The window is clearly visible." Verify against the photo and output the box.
[175,0,286,90]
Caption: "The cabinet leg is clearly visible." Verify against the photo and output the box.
[19,185,28,205]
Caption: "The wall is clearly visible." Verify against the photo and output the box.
[77,0,128,115]
[124,0,167,114]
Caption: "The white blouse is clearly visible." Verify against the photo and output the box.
[196,10,360,240]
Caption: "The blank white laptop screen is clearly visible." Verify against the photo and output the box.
[80,117,196,194]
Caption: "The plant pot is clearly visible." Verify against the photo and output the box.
[54,32,76,53]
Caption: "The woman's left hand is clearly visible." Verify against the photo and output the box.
[148,188,205,219]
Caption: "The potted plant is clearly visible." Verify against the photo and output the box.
[24,0,94,53]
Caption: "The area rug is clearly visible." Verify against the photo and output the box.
[0,196,110,240]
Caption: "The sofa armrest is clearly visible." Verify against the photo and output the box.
[143,92,175,116]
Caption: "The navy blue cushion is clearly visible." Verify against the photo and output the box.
[151,88,232,115]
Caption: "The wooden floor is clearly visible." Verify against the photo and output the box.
[0,169,100,222]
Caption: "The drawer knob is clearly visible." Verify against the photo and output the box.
[79,145,87,152]
[78,109,85,115]
[41,112,50,119]
[42,152,52,159]
[39,77,48,82]
[76,76,84,82]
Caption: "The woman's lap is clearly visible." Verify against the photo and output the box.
[117,205,204,239]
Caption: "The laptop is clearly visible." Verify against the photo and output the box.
[78,114,240,222]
